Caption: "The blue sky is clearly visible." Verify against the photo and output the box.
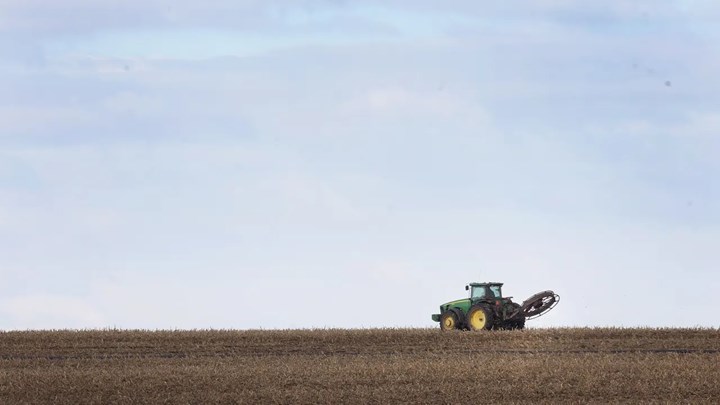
[1,0,719,329]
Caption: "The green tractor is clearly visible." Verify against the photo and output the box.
[431,282,559,331]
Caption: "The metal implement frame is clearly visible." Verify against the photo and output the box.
[521,291,560,320]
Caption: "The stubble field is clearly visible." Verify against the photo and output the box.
[1,328,719,404]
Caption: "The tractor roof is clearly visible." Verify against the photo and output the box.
[468,282,503,287]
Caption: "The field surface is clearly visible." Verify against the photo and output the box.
[1,328,719,404]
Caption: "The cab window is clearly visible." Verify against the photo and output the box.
[471,286,486,299]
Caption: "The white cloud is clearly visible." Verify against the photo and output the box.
[346,86,477,118]
[0,106,96,136]
[264,172,364,222]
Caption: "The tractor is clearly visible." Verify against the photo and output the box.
[431,282,559,331]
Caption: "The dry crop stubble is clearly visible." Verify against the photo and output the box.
[1,328,719,403]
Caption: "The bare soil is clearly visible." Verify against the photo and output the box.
[1,328,719,404]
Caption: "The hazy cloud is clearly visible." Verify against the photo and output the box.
[1,0,719,329]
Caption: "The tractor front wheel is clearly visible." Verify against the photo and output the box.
[467,306,493,331]
[439,311,459,331]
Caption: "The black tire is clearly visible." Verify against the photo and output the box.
[466,305,494,331]
[439,311,459,331]
[503,318,526,330]
[504,303,526,330]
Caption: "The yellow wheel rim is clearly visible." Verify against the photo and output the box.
[442,316,455,329]
[469,309,486,330]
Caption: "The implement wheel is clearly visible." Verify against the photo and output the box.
[504,318,525,330]
[439,311,458,331]
[467,306,493,331]
[504,303,526,330]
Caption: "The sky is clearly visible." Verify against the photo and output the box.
[1,0,719,329]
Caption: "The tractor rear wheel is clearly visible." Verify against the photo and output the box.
[439,311,459,331]
[466,306,493,331]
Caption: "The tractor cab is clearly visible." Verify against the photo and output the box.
[466,282,503,301]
